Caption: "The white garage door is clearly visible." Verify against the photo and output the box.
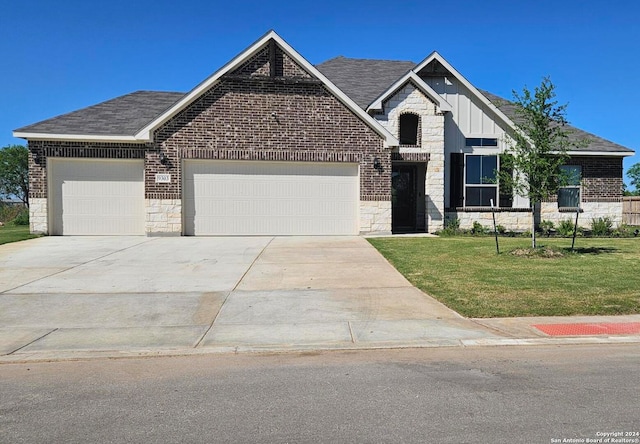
[183,160,359,235]
[49,159,145,235]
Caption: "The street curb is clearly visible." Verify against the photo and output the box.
[2,335,640,364]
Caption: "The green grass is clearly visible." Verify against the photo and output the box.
[368,236,640,318]
[0,224,40,245]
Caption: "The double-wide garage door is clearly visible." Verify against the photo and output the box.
[49,159,145,235]
[183,160,359,235]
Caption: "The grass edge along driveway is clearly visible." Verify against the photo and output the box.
[0,225,40,245]
[368,237,640,318]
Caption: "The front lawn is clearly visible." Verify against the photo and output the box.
[369,237,640,318]
[0,224,39,245]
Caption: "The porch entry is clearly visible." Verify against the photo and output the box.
[391,163,426,233]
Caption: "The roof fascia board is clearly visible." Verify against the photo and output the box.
[413,52,517,132]
[564,150,634,157]
[12,132,142,143]
[135,31,399,147]
[367,72,452,113]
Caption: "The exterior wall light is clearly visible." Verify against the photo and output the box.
[373,157,383,171]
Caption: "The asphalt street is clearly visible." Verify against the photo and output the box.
[2,344,639,443]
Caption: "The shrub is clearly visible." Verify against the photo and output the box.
[613,224,638,238]
[495,224,506,235]
[591,217,613,237]
[0,204,24,223]
[557,219,577,237]
[471,221,487,236]
[539,220,554,237]
[439,217,461,236]
[12,208,29,226]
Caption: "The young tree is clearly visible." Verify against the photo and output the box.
[498,77,586,248]
[0,145,29,207]
[627,163,640,195]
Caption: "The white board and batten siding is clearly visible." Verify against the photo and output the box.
[49,159,145,235]
[183,160,359,236]
[423,76,509,152]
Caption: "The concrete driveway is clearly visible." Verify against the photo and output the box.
[0,236,500,358]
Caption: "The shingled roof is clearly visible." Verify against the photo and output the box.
[14,56,634,155]
[478,90,633,154]
[316,56,415,110]
[15,91,185,137]
[317,57,632,155]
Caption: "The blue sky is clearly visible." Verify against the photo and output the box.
[2,0,638,185]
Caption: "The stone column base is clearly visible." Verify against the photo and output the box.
[145,199,182,236]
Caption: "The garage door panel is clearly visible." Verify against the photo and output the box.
[184,160,358,235]
[49,159,144,235]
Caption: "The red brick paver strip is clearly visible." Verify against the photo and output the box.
[533,322,640,336]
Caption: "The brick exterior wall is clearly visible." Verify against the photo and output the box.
[568,156,622,202]
[152,54,389,202]
[28,140,147,199]
[25,40,390,235]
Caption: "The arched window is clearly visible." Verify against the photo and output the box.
[399,114,419,145]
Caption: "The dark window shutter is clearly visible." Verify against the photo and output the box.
[450,153,464,208]
[499,154,513,208]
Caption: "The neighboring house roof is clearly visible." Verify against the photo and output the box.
[315,57,415,109]
[14,91,185,141]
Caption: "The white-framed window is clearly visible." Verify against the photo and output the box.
[558,165,581,208]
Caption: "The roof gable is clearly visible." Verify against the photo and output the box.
[136,31,398,146]
[413,52,517,134]
[367,71,452,113]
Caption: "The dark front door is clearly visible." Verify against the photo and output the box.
[392,164,417,233]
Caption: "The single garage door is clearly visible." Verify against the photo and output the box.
[183,160,359,235]
[49,159,145,235]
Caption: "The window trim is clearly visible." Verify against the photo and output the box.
[558,165,582,209]
[398,113,420,146]
[464,154,499,207]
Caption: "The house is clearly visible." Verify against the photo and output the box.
[14,31,634,236]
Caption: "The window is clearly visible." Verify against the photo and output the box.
[450,153,513,208]
[558,165,581,208]
[465,155,497,206]
[399,114,419,145]
[465,138,498,147]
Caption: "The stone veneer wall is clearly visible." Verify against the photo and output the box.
[375,83,445,232]
[540,202,623,227]
[447,202,624,232]
[29,197,48,234]
[447,209,533,232]
[145,199,182,235]
[360,201,391,234]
